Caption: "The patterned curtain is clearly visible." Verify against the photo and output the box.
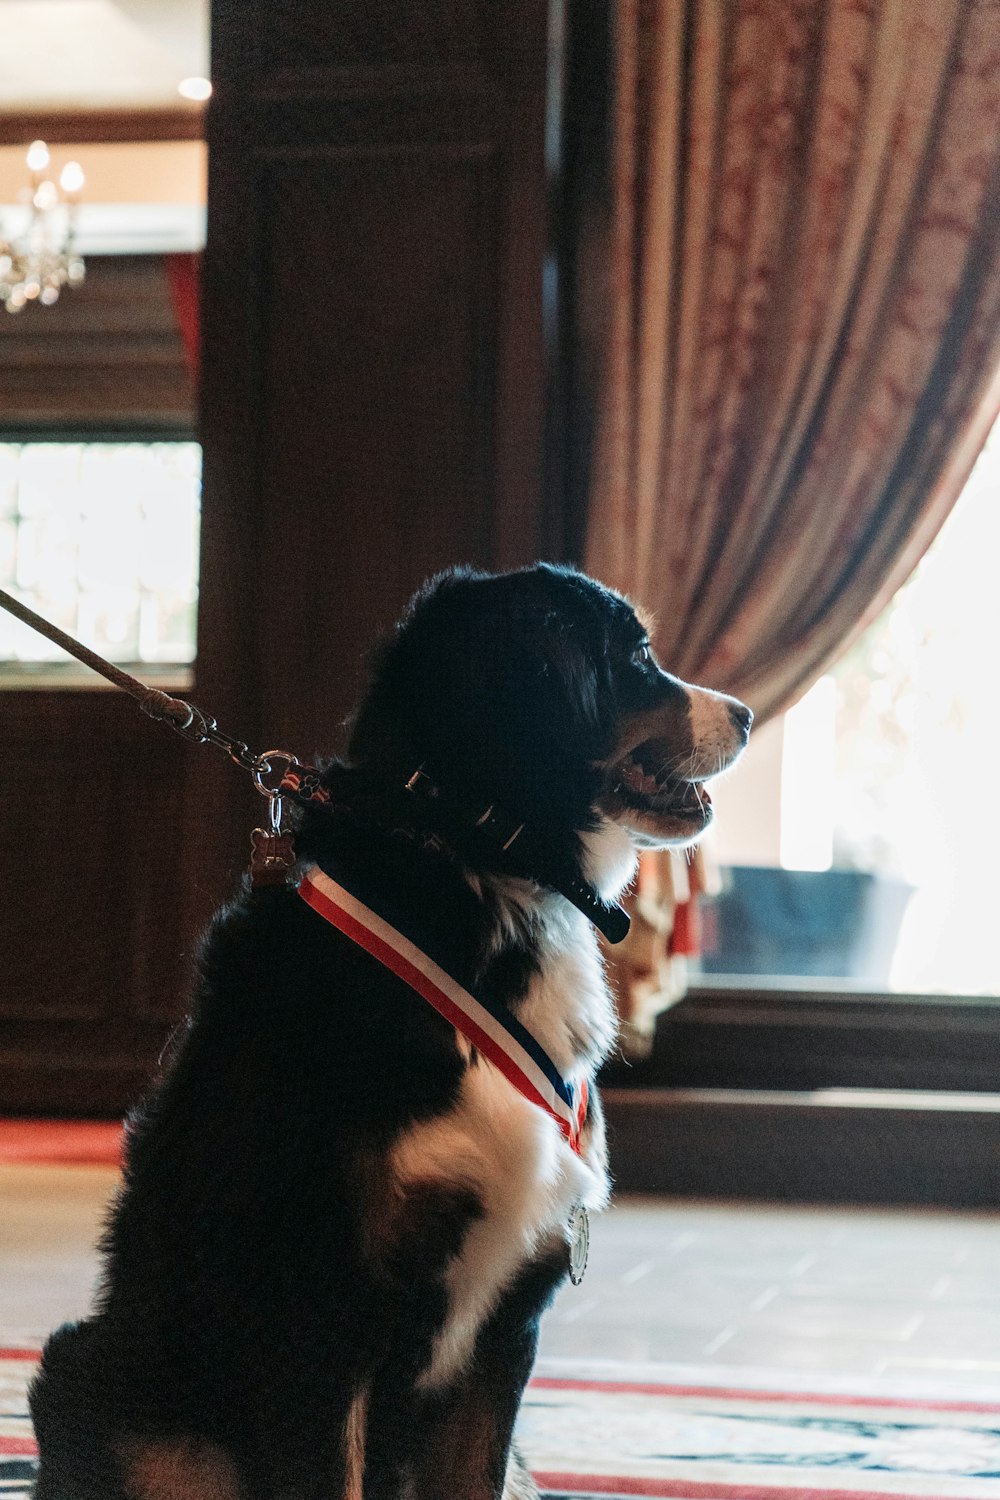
[586,0,1000,724]
[585,0,1000,1049]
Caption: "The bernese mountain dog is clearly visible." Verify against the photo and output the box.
[29,563,751,1500]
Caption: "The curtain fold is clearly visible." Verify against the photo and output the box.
[586,0,1000,723]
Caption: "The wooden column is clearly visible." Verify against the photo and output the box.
[197,0,557,780]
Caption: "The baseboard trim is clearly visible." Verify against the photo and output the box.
[603,1087,1000,1208]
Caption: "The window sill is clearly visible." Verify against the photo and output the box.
[0,662,194,692]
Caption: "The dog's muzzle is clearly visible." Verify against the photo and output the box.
[600,684,752,844]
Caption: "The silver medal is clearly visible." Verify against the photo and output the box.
[568,1201,590,1286]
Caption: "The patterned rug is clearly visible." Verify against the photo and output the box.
[5,1348,1000,1498]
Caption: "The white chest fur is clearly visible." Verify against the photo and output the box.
[389,900,615,1391]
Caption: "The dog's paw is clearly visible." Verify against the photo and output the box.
[503,1444,541,1500]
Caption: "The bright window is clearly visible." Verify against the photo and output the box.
[705,417,1000,995]
[0,441,201,671]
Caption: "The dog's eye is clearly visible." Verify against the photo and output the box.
[631,643,651,667]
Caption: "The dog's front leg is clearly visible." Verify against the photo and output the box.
[406,1251,564,1500]
[500,1443,542,1500]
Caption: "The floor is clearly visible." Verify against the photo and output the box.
[542,1193,1000,1393]
[5,1164,1000,1395]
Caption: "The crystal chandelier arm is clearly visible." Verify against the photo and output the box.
[0,141,86,313]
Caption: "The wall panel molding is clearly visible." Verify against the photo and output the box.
[197,0,555,783]
[0,255,193,433]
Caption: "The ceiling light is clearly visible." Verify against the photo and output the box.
[25,140,50,173]
[0,141,85,312]
[178,77,212,101]
[59,161,85,195]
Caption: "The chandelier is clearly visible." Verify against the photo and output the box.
[0,141,85,314]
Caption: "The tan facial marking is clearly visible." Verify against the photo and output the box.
[119,1439,241,1500]
[343,1383,370,1500]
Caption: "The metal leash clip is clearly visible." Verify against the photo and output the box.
[249,750,300,887]
[140,691,262,777]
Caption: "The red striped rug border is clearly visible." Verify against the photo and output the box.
[1,1437,37,1456]
[4,1349,996,1498]
[531,1374,1000,1415]
[6,1349,1000,1417]
[0,1443,965,1500]
[535,1476,967,1500]
[0,1445,976,1498]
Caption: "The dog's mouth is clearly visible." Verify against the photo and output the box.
[602,736,713,834]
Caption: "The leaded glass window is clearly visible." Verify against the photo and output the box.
[0,441,200,671]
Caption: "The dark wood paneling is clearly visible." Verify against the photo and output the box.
[0,1025,170,1116]
[3,0,561,1115]
[0,256,193,432]
[254,151,501,752]
[0,108,204,145]
[197,0,553,789]
[246,0,488,78]
[605,1088,1000,1209]
[0,691,205,1113]
[600,981,1000,1094]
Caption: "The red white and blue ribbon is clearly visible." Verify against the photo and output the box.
[297,864,589,1155]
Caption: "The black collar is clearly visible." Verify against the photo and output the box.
[280,762,631,944]
[405,769,631,944]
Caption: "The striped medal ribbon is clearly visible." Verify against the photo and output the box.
[297,864,590,1155]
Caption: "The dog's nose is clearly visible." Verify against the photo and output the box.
[728,700,753,742]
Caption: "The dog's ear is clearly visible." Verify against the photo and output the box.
[510,604,602,729]
[346,565,623,818]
